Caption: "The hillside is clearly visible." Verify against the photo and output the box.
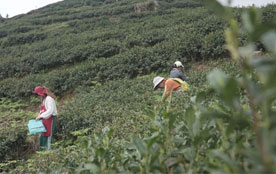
[1,0,276,173]
[0,0,229,98]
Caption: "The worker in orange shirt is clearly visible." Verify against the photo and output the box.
[153,76,189,102]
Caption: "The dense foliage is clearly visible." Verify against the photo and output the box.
[0,98,37,170]
[0,0,275,99]
[1,0,276,173]
[58,60,236,136]
[0,60,233,172]
[12,4,275,172]
[0,0,256,98]
[0,0,226,99]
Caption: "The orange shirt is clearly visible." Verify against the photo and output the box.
[162,79,181,100]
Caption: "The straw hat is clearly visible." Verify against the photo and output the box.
[153,76,164,90]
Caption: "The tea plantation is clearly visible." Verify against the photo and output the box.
[1,0,276,173]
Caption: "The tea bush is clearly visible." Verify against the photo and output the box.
[0,0,245,84]
[0,99,36,164]
[3,0,276,173]
[59,60,234,136]
[1,0,275,99]
[9,1,276,173]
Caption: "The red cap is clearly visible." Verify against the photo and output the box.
[33,86,46,96]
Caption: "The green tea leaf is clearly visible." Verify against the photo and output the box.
[132,136,146,156]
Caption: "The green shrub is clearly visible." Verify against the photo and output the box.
[11,4,276,173]
[0,99,36,163]
[2,32,47,47]
[0,0,246,83]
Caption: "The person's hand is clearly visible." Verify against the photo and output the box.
[36,115,41,120]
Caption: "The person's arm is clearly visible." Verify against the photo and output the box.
[180,74,188,81]
[38,97,55,119]
[162,82,174,101]
[176,70,188,81]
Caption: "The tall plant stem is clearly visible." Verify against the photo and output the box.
[241,61,273,171]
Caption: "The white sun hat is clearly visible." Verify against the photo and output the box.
[174,61,183,67]
[153,76,164,90]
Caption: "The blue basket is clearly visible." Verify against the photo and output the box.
[28,119,46,135]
